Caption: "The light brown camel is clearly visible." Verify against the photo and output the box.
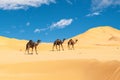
[52,38,66,51]
[68,39,78,50]
[25,40,41,55]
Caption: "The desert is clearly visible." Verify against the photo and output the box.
[0,26,120,80]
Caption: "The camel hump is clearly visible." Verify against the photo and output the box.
[28,40,34,46]
[69,39,73,42]
[56,39,61,42]
[70,39,73,41]
[29,40,33,43]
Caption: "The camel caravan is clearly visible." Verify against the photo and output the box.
[25,38,78,55]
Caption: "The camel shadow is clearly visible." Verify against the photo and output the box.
[24,53,33,55]
[24,53,38,55]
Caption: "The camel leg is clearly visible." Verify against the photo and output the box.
[61,44,64,51]
[27,48,30,54]
[31,48,33,54]
[56,45,58,51]
[59,45,61,51]
[35,46,38,55]
[68,44,70,50]
[72,45,74,50]
[52,45,54,51]
[25,46,29,54]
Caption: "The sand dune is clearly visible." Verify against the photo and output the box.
[72,26,120,45]
[1,26,120,80]
[0,60,120,80]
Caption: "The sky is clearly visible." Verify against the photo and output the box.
[0,0,120,42]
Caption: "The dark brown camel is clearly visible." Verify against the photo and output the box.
[68,39,78,50]
[25,40,41,55]
[52,38,66,51]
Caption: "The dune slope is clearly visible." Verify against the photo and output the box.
[0,60,120,80]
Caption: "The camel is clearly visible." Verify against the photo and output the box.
[68,39,78,50]
[25,40,41,55]
[52,38,66,51]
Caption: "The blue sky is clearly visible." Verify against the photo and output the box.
[0,0,120,42]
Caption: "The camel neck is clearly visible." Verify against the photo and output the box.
[36,42,39,46]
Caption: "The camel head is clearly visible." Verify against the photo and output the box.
[37,40,41,44]
[75,39,78,42]
[63,38,66,42]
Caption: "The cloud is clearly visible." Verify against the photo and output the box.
[34,27,49,33]
[50,19,73,30]
[33,18,73,33]
[26,22,30,26]
[0,0,56,10]
[34,28,40,33]
[86,12,100,17]
[66,0,73,5]
[39,27,49,31]
[87,0,120,16]
[91,0,112,12]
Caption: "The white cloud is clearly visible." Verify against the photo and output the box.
[86,12,100,17]
[33,18,73,33]
[50,19,73,30]
[34,27,49,33]
[0,0,56,10]
[34,28,40,33]
[91,0,112,12]
[87,0,120,16]
[39,27,49,31]
[26,22,30,26]
[66,0,73,5]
